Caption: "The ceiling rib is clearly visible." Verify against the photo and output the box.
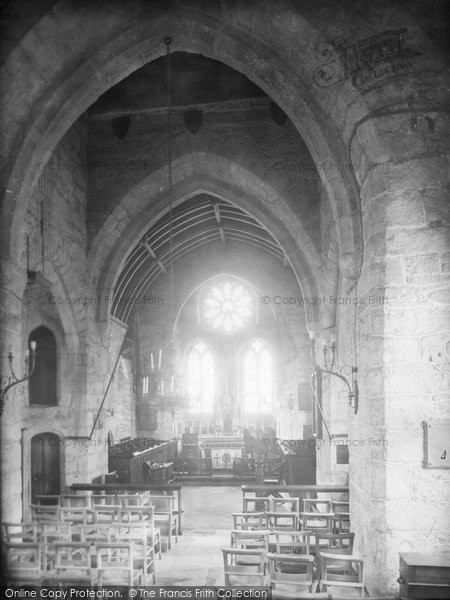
[112,195,288,322]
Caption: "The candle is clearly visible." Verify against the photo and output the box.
[158,349,162,369]
[150,352,154,371]
[160,380,165,396]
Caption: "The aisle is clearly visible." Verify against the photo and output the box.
[155,485,242,586]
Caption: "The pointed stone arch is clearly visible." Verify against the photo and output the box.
[2,1,363,283]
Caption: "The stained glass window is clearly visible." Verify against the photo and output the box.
[186,341,214,411]
[242,340,273,414]
[202,278,254,334]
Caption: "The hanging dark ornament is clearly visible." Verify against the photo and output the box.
[184,109,203,135]
[112,115,131,140]
[270,102,288,126]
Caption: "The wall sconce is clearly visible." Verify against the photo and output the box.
[310,332,358,414]
[0,342,37,416]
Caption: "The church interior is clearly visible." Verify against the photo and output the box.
[1,0,449,597]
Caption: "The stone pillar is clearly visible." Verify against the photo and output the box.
[349,112,450,594]
[0,259,27,520]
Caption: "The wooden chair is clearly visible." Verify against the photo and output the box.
[40,521,73,569]
[269,529,313,555]
[331,501,349,513]
[95,542,143,586]
[272,497,300,513]
[30,503,60,523]
[222,547,268,585]
[119,504,154,523]
[60,493,90,508]
[2,522,38,543]
[93,504,121,524]
[110,522,156,584]
[243,496,272,513]
[320,552,365,597]
[315,533,355,581]
[315,532,354,553]
[332,513,350,534]
[266,511,298,531]
[48,542,94,586]
[302,498,332,513]
[4,542,43,585]
[149,495,177,550]
[116,493,150,507]
[59,506,90,525]
[80,522,112,547]
[231,529,270,553]
[232,512,266,530]
[119,505,161,559]
[299,512,334,535]
[90,494,118,510]
[267,552,317,596]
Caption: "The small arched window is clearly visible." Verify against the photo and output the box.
[186,341,214,412]
[242,340,273,414]
[29,326,57,406]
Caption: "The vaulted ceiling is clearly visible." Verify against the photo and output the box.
[112,193,287,322]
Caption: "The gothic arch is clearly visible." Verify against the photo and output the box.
[90,153,323,330]
[1,0,364,281]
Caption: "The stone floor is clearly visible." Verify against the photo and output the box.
[155,485,242,585]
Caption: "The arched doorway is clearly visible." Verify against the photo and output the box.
[30,432,61,503]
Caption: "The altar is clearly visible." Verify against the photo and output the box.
[200,436,245,470]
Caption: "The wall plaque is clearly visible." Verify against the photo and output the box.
[422,421,450,469]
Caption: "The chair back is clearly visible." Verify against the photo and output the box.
[96,542,139,586]
[270,529,313,555]
[320,551,365,596]
[90,494,117,509]
[243,497,272,513]
[221,547,267,586]
[119,505,155,523]
[30,504,60,523]
[267,552,316,594]
[93,504,121,524]
[299,511,334,533]
[272,497,299,513]
[148,495,174,513]
[2,522,38,543]
[230,529,270,553]
[265,511,298,530]
[61,494,90,508]
[4,542,42,584]
[59,506,90,525]
[232,512,265,530]
[302,498,332,513]
[331,500,349,514]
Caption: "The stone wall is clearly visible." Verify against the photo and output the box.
[348,111,450,594]
[0,118,137,519]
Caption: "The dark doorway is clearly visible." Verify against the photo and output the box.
[30,433,60,503]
